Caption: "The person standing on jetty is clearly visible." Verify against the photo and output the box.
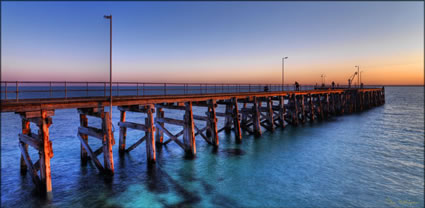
[295,81,300,91]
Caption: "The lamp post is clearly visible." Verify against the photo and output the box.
[104,15,112,119]
[282,57,288,91]
[321,74,326,86]
[355,65,360,88]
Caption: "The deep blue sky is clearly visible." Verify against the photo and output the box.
[2,2,423,84]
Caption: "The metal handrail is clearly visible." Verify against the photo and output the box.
[0,81,374,101]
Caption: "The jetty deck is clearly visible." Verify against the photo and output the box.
[0,81,385,196]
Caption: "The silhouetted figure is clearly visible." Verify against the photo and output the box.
[360,83,364,88]
[332,81,335,89]
[348,79,352,88]
[295,81,300,91]
[321,83,325,88]
[264,86,269,92]
[315,83,318,89]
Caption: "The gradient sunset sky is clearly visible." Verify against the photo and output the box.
[1,2,423,85]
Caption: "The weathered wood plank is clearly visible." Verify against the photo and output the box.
[77,133,104,172]
[155,124,185,150]
[126,135,146,153]
[193,115,209,121]
[118,121,148,131]
[94,146,103,156]
[215,112,227,117]
[155,104,185,110]
[155,117,185,126]
[194,124,212,145]
[78,126,104,140]
[19,142,41,189]
[77,108,103,118]
[18,110,55,119]
[19,134,40,150]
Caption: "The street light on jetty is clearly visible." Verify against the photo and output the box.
[355,65,360,88]
[321,74,326,87]
[104,15,112,120]
[282,57,288,91]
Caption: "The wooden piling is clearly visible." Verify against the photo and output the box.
[300,95,306,124]
[278,96,286,128]
[78,107,115,175]
[155,108,164,144]
[79,114,89,164]
[118,110,127,154]
[20,119,30,175]
[292,94,299,125]
[207,99,219,146]
[145,105,156,163]
[183,102,196,156]
[40,111,53,194]
[232,98,242,142]
[319,94,325,120]
[101,111,114,175]
[252,97,262,136]
[224,102,233,133]
[309,94,314,122]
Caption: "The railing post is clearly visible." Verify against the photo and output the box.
[200,84,202,94]
[16,81,18,101]
[143,83,145,96]
[86,82,89,97]
[104,82,106,97]
[136,83,139,96]
[117,83,119,96]
[50,82,52,97]
[164,83,166,95]
[65,81,67,99]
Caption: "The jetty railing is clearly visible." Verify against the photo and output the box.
[0,81,328,100]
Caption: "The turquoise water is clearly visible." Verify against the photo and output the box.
[1,87,424,207]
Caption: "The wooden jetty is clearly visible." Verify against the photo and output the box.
[0,82,385,196]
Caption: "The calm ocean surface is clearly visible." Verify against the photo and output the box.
[1,86,424,208]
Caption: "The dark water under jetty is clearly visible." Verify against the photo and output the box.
[1,86,423,207]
